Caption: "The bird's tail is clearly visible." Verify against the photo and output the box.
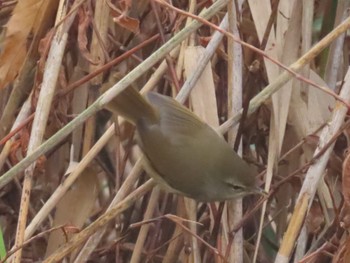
[105,87,158,124]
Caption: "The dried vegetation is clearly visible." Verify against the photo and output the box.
[0,0,350,262]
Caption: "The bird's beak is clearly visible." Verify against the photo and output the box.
[251,186,268,196]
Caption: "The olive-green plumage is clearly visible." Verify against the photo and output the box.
[106,87,260,201]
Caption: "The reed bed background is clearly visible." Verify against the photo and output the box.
[0,0,349,262]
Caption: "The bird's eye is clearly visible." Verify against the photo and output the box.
[227,183,244,191]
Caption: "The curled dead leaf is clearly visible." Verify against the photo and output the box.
[342,150,350,206]
[113,15,140,34]
[78,7,99,65]
[107,0,140,33]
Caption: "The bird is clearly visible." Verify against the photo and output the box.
[105,87,261,202]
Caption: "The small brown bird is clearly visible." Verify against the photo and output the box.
[106,87,261,202]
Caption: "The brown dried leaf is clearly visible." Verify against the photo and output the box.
[77,7,99,65]
[333,236,350,263]
[305,201,324,235]
[63,224,80,235]
[0,0,46,89]
[107,0,140,33]
[37,29,54,74]
[8,126,30,165]
[342,150,350,206]
[341,205,350,231]
[9,140,22,164]
[45,167,99,257]
[113,14,140,33]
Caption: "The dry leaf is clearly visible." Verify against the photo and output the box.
[45,167,99,257]
[333,236,350,263]
[306,201,324,235]
[184,46,219,128]
[0,0,47,89]
[113,14,140,34]
[77,7,99,65]
[342,150,350,206]
[107,0,140,33]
